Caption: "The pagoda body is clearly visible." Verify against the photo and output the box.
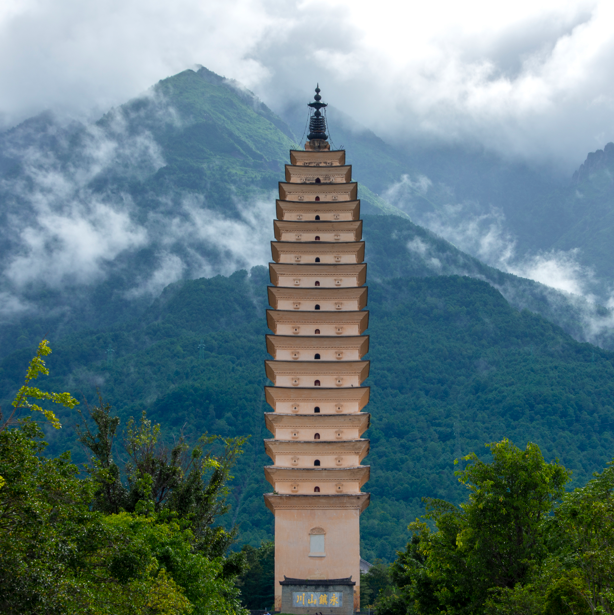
[264,88,370,614]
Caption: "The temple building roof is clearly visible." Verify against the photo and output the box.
[271,241,365,264]
[265,412,370,434]
[266,309,369,333]
[265,360,370,385]
[276,200,360,221]
[265,466,370,488]
[264,492,370,513]
[274,222,362,243]
[285,165,352,184]
[279,182,358,202]
[265,438,370,461]
[267,287,368,310]
[266,335,369,359]
[290,150,345,166]
[269,263,367,288]
[264,385,370,411]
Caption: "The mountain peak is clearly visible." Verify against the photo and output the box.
[572,142,614,183]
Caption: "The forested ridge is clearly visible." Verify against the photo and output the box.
[2,268,614,562]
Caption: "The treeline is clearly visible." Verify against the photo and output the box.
[3,272,614,560]
[0,341,250,614]
[361,439,614,614]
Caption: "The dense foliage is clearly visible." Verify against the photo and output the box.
[0,343,247,614]
[374,439,614,614]
[2,272,614,561]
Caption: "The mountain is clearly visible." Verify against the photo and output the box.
[2,65,614,562]
[0,66,611,359]
[2,267,614,562]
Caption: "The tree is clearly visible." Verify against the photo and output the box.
[235,541,275,609]
[0,342,248,615]
[77,396,247,562]
[381,439,570,615]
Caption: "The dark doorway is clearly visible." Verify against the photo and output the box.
[314,407,321,413]
[315,196,320,201]
[314,353,321,359]
[314,433,320,440]
[315,304,320,310]
[314,380,321,386]
[315,215,321,220]
[315,281,320,286]
[315,329,320,334]
[314,486,320,492]
[315,178,321,184]
[315,257,320,262]
[314,460,321,466]
[315,236,321,240]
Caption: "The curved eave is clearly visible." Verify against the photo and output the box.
[264,438,370,462]
[264,412,370,435]
[264,465,370,488]
[264,386,370,410]
[276,200,360,221]
[267,286,368,310]
[264,492,370,513]
[264,360,370,384]
[266,309,369,332]
[289,150,346,166]
[265,335,369,358]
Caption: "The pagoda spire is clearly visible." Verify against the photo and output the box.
[307,84,328,142]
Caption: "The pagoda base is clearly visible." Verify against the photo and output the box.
[280,577,355,615]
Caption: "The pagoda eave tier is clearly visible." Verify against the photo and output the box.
[264,493,370,513]
[265,465,370,488]
[266,309,369,335]
[269,264,367,288]
[274,220,362,241]
[265,360,370,388]
[285,165,352,184]
[267,286,368,311]
[264,386,370,413]
[279,182,358,202]
[276,200,360,221]
[264,439,370,460]
[289,150,346,166]
[265,412,370,434]
[265,335,370,360]
[271,241,365,264]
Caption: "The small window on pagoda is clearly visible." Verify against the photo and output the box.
[315,257,320,263]
[314,459,321,466]
[314,406,321,413]
[315,281,320,286]
[315,215,321,220]
[315,236,321,241]
[315,178,321,184]
[314,433,321,440]
[315,329,320,334]
[314,353,321,360]
[315,304,321,310]
[314,486,320,492]
[314,379,321,386]
[315,196,320,201]
[309,528,325,555]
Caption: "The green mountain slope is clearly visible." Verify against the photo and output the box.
[544,143,614,285]
[2,266,614,562]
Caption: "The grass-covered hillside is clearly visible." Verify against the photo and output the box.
[2,267,614,562]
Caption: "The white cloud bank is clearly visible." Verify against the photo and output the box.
[1,0,614,169]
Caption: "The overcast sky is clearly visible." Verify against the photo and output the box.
[1,0,613,169]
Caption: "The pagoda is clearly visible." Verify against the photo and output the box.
[264,87,370,614]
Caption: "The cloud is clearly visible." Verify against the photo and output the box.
[126,193,276,298]
[1,0,614,169]
[383,172,614,345]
